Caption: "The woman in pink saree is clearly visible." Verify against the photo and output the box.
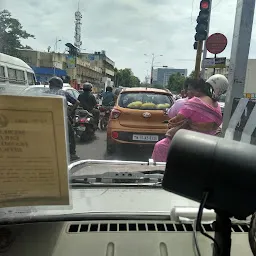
[152,75,228,162]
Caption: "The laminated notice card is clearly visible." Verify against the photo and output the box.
[0,95,69,207]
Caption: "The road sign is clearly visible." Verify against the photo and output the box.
[225,98,256,145]
[206,33,227,54]
[204,57,226,68]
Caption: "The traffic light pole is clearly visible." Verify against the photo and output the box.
[194,41,203,79]
[194,0,210,79]
[200,0,212,79]
[222,0,255,133]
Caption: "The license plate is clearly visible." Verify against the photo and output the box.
[132,134,159,141]
[77,126,86,131]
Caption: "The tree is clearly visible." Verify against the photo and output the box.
[189,70,195,78]
[115,68,140,87]
[167,73,186,93]
[151,84,164,89]
[0,10,35,57]
[131,75,140,87]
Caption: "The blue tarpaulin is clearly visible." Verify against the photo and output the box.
[31,66,67,76]
[30,66,67,83]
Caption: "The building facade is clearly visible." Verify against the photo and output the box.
[18,49,104,90]
[80,51,115,79]
[152,68,188,87]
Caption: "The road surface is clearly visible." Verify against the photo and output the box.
[76,130,154,162]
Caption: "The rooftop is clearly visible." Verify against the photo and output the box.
[121,87,171,94]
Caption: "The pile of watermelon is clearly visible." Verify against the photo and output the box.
[127,101,170,109]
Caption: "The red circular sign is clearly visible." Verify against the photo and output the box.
[206,33,228,54]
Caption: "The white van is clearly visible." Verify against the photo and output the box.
[0,53,36,95]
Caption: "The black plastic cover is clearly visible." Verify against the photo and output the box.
[162,129,256,219]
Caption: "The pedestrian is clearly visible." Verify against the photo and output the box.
[168,78,199,119]
[152,74,228,162]
[45,76,80,161]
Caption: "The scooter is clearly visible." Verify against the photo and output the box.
[74,109,97,142]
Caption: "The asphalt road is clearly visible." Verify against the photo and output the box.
[76,130,154,162]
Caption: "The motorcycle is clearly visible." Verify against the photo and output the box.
[74,109,97,142]
[99,105,113,131]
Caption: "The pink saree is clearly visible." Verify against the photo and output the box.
[152,97,222,162]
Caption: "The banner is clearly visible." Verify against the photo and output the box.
[66,55,76,69]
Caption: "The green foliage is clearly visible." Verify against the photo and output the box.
[167,73,186,93]
[150,84,164,89]
[189,70,195,78]
[0,10,35,57]
[115,68,140,87]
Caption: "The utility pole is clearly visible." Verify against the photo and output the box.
[150,54,154,85]
[222,0,255,133]
[195,41,203,79]
[53,38,61,76]
[144,53,163,85]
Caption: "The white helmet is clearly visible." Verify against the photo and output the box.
[206,74,229,100]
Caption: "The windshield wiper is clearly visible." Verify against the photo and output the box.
[70,171,163,186]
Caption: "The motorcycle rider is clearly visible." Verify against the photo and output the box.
[45,76,80,161]
[78,82,100,127]
[102,86,115,106]
[98,89,104,100]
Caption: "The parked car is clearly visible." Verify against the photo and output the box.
[106,87,174,153]
[20,85,80,100]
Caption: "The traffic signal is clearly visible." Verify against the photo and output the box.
[195,0,210,41]
[193,42,198,50]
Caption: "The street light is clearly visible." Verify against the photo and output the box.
[53,38,61,75]
[144,53,163,84]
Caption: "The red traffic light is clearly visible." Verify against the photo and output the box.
[200,0,209,10]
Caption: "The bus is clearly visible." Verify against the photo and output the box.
[0,53,36,95]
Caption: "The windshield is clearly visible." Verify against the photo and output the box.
[118,92,172,109]
[0,1,254,227]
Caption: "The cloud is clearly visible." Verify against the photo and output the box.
[3,0,255,80]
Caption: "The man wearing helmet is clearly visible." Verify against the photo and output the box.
[102,86,115,106]
[205,74,229,101]
[78,82,100,127]
[46,76,80,161]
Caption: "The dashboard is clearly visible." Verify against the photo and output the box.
[0,219,251,255]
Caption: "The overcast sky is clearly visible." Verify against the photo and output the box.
[2,0,256,80]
